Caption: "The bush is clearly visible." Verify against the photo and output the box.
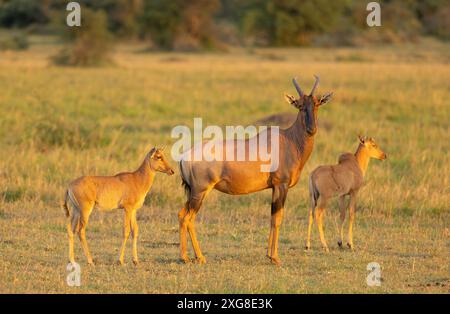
[0,0,48,28]
[52,8,113,67]
[0,30,29,50]
[421,3,450,40]
[139,0,221,51]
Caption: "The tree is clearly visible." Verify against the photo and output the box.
[242,0,349,46]
[139,0,220,50]
[0,0,48,27]
[416,0,450,39]
[53,8,113,66]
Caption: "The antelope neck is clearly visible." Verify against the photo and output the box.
[355,144,370,177]
[286,110,315,155]
[136,158,156,190]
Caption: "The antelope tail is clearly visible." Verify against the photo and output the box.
[179,160,191,198]
[63,190,70,218]
[309,174,320,209]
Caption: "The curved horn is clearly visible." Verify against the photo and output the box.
[292,77,304,97]
[310,74,320,95]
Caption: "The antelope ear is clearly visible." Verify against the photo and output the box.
[284,93,297,106]
[319,92,333,105]
[358,135,365,144]
[149,147,157,158]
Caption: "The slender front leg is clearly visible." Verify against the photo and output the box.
[131,210,139,265]
[118,210,132,265]
[305,207,314,250]
[269,184,287,265]
[347,194,357,250]
[178,206,191,263]
[270,208,284,265]
[338,195,346,248]
[187,212,206,264]
[267,224,273,258]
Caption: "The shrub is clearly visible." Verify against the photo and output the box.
[0,30,29,50]
[0,0,48,28]
[139,0,221,51]
[52,8,113,67]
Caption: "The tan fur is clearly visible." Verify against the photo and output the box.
[63,147,174,266]
[178,76,333,265]
[305,136,387,251]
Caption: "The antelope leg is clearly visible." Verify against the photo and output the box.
[305,207,314,250]
[269,184,287,265]
[267,223,274,258]
[347,193,357,250]
[118,210,132,265]
[338,195,346,247]
[78,207,94,265]
[187,212,205,264]
[178,206,191,263]
[315,207,329,252]
[131,210,139,265]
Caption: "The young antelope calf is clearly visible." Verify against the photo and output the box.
[305,136,386,251]
[63,147,174,265]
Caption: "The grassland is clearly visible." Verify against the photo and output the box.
[0,39,449,293]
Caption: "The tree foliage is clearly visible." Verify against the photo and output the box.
[0,0,448,49]
[139,0,220,50]
[52,8,112,66]
[0,0,48,27]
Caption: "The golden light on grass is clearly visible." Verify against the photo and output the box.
[0,41,449,293]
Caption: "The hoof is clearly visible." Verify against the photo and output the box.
[347,243,354,250]
[133,260,139,266]
[304,245,311,251]
[117,260,125,266]
[266,254,272,259]
[270,257,281,266]
[181,256,191,264]
[87,260,95,266]
[323,247,330,253]
[195,256,206,264]
[338,240,343,248]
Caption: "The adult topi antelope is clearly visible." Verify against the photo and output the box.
[305,136,387,252]
[63,147,174,266]
[178,75,333,265]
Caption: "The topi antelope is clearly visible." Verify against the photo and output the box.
[305,136,387,252]
[63,147,174,266]
[178,75,333,265]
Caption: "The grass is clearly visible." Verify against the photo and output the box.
[0,39,449,293]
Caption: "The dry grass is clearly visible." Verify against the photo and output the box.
[0,40,449,293]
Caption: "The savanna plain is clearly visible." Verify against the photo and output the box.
[0,39,449,293]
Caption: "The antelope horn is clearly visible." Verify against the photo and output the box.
[310,74,320,95]
[292,77,304,97]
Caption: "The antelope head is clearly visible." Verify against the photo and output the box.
[284,75,333,135]
[358,136,387,160]
[147,146,175,175]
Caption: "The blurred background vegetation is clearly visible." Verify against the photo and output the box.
[0,0,448,64]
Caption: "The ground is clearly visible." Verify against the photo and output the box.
[0,38,449,293]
